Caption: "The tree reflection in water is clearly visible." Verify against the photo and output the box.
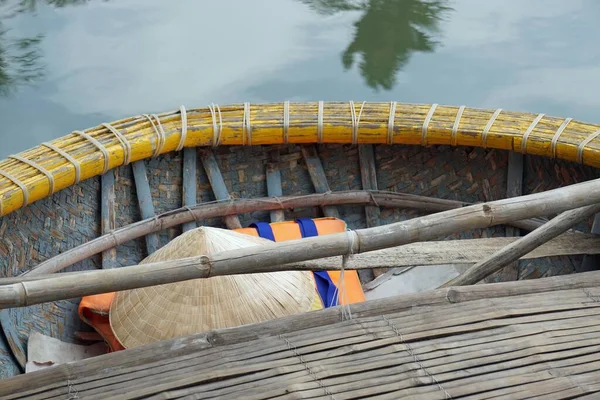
[301,0,451,90]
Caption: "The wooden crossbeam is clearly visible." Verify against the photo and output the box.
[182,148,198,232]
[266,150,284,223]
[131,161,160,255]
[301,145,339,219]
[5,233,600,286]
[7,178,600,307]
[100,170,117,268]
[199,150,242,230]
[358,145,379,282]
[21,190,571,277]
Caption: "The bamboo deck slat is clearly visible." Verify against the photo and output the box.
[3,273,600,399]
[2,102,600,217]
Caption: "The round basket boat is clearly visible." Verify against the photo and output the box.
[0,101,599,378]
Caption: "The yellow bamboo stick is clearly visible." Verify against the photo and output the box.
[0,102,599,217]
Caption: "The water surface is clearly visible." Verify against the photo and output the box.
[0,0,598,157]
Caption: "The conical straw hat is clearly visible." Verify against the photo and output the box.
[110,227,321,349]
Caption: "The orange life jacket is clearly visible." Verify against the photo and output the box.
[78,217,365,351]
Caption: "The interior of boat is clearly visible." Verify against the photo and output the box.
[1,101,600,398]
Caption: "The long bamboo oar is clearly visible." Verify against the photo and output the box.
[2,178,600,308]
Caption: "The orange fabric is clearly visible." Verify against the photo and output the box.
[310,219,365,304]
[79,217,365,350]
[78,293,122,351]
[237,218,365,304]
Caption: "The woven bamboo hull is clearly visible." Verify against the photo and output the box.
[0,102,600,380]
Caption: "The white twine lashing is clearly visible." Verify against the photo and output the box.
[451,105,466,146]
[72,130,111,174]
[421,103,438,146]
[8,155,55,196]
[243,102,252,146]
[551,118,572,159]
[331,230,357,320]
[280,334,335,399]
[67,379,79,400]
[208,104,223,148]
[481,108,502,148]
[102,123,132,165]
[317,101,324,144]
[0,169,29,207]
[176,105,188,151]
[382,316,452,399]
[349,101,366,145]
[283,101,290,144]
[520,113,545,154]
[141,114,166,157]
[577,128,600,164]
[387,101,397,144]
[42,142,81,185]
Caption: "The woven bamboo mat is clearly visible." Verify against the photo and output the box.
[3,273,600,399]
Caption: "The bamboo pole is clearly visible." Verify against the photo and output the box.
[22,191,470,276]
[22,190,554,277]
[5,178,600,307]
[3,233,599,286]
[200,149,242,229]
[444,204,600,286]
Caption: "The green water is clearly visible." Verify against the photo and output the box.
[0,0,598,157]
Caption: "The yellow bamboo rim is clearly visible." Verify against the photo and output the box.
[1,101,600,217]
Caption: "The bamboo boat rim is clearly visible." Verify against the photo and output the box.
[1,101,600,217]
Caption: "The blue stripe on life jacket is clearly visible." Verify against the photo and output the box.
[296,218,339,308]
[249,222,276,241]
